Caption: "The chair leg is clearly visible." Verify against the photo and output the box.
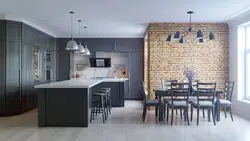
[180,109,183,119]
[163,104,166,118]
[208,109,211,122]
[203,109,205,118]
[190,105,193,121]
[90,104,94,123]
[166,105,169,123]
[101,101,105,123]
[155,106,158,117]
[211,107,216,125]
[197,108,200,125]
[224,106,227,118]
[171,108,174,125]
[183,109,186,121]
[142,105,147,121]
[229,106,234,121]
[186,108,190,125]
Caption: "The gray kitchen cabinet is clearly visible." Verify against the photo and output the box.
[128,52,143,100]
[0,21,5,41]
[86,38,114,52]
[6,21,22,42]
[5,41,22,115]
[0,41,5,115]
[0,20,56,116]
[115,38,143,52]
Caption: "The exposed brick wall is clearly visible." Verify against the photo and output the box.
[147,23,229,99]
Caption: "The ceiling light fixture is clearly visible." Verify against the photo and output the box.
[76,20,86,54]
[66,11,78,51]
[83,26,90,55]
[166,11,215,43]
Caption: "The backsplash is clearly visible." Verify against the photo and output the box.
[72,52,129,79]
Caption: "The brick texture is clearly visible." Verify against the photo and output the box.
[144,23,229,99]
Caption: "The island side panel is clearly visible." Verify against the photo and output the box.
[119,82,125,107]
[45,88,89,127]
[38,88,46,127]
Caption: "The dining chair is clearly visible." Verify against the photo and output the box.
[164,82,190,125]
[161,78,179,115]
[190,82,217,125]
[141,81,160,121]
[219,81,235,121]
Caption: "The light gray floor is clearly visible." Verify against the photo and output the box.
[0,101,249,141]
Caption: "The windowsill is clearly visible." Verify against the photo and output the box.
[239,99,250,104]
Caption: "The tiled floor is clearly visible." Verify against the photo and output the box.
[0,101,250,141]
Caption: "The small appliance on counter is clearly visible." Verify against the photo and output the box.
[89,58,111,67]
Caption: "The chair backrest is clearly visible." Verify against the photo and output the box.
[196,82,216,104]
[223,81,235,101]
[141,81,148,101]
[170,82,190,104]
[161,78,178,89]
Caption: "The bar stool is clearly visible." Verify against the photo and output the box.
[90,92,108,123]
[98,88,112,114]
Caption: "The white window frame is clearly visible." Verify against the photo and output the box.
[245,26,250,100]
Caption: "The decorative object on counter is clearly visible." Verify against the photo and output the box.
[66,11,78,51]
[75,64,88,71]
[183,67,197,82]
[83,26,91,55]
[110,64,127,78]
[76,20,86,54]
[166,11,215,44]
[76,73,80,78]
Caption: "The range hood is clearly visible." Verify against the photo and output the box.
[89,52,111,67]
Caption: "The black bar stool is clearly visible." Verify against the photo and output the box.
[90,92,108,123]
[99,88,111,114]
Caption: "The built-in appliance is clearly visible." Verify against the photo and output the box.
[89,58,111,67]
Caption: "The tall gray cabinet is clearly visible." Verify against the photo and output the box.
[0,20,56,116]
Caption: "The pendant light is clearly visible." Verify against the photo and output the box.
[76,20,86,54]
[66,11,78,51]
[166,11,215,43]
[83,26,90,55]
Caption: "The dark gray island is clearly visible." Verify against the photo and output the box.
[35,78,128,127]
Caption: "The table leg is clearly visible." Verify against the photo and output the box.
[158,96,163,122]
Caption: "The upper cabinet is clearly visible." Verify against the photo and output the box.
[6,21,22,42]
[0,21,6,41]
[85,38,114,52]
[114,38,143,52]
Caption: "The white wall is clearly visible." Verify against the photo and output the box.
[228,10,250,120]
[72,52,129,79]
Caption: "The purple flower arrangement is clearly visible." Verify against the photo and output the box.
[183,68,197,82]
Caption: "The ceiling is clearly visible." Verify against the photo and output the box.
[0,0,250,38]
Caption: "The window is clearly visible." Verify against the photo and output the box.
[246,27,250,100]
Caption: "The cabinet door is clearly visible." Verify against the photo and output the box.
[0,21,5,41]
[128,52,143,100]
[6,21,21,42]
[22,44,35,111]
[5,41,21,115]
[0,41,5,115]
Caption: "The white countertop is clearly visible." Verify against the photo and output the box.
[34,78,128,88]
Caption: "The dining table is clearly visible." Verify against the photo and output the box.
[154,89,221,122]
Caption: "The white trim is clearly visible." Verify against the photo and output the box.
[0,13,57,37]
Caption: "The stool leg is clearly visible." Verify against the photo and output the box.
[101,98,105,123]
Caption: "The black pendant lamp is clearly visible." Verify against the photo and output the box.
[196,30,204,39]
[166,11,215,43]
[179,36,184,43]
[209,31,215,40]
[166,34,173,42]
[173,31,181,40]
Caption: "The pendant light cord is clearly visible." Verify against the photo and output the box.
[70,12,74,39]
[189,13,192,30]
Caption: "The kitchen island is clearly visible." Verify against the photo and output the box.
[35,78,128,127]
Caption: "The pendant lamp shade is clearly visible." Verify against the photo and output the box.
[196,30,203,39]
[166,34,173,42]
[66,12,78,51]
[173,31,181,40]
[84,44,90,55]
[199,38,205,43]
[82,26,90,55]
[179,36,184,43]
[209,31,215,40]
